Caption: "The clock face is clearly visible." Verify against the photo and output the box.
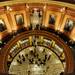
[7,35,65,75]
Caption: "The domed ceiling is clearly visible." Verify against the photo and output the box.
[0,0,74,75]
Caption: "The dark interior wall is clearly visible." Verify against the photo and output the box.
[54,0,75,4]
[0,0,10,2]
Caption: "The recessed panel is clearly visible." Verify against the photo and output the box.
[15,14,24,26]
[64,18,75,32]
[0,19,6,32]
[48,14,56,25]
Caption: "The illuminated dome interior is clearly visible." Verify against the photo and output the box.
[0,0,75,75]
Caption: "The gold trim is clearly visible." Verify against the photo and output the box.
[0,0,75,9]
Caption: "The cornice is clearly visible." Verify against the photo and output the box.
[0,0,74,9]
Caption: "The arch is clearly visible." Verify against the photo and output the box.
[0,30,74,74]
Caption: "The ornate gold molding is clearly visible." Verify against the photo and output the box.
[0,0,75,9]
